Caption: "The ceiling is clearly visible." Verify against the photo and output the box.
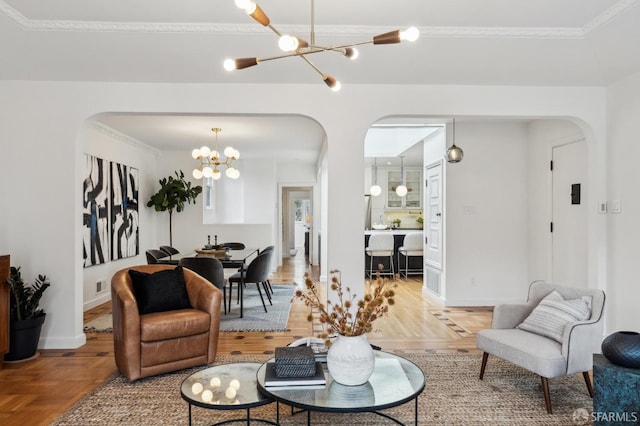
[4,0,639,164]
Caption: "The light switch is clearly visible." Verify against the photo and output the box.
[612,200,622,214]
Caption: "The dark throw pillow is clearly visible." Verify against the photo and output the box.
[128,266,191,315]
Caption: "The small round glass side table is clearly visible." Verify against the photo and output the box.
[181,362,276,425]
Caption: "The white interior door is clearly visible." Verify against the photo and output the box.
[552,140,588,287]
[425,162,443,269]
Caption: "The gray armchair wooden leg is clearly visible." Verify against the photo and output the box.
[479,352,489,380]
[541,376,552,414]
[583,371,594,398]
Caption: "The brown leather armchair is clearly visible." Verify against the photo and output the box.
[111,265,222,381]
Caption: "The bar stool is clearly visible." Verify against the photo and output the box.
[365,233,395,279]
[398,232,423,279]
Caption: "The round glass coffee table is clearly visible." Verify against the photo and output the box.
[256,351,426,425]
[181,362,277,425]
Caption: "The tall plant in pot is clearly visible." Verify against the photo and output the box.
[147,170,202,247]
[5,266,51,361]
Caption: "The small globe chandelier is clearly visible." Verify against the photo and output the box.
[369,158,382,197]
[446,118,464,164]
[192,128,240,180]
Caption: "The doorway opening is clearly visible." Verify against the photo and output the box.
[282,186,313,262]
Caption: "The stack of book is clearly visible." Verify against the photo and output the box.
[264,346,326,390]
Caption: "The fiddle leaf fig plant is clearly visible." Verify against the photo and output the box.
[147,170,202,247]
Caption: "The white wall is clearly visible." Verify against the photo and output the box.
[0,80,608,348]
[606,72,640,332]
[444,121,530,305]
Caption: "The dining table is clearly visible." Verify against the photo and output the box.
[194,247,259,318]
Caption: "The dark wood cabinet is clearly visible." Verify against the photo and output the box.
[0,254,10,368]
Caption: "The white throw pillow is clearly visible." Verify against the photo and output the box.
[517,290,591,343]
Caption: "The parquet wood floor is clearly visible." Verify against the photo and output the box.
[0,254,492,425]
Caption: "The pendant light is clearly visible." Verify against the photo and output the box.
[369,158,382,197]
[446,118,464,163]
[395,156,408,197]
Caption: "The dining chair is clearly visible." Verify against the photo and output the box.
[145,249,173,265]
[159,245,180,256]
[220,242,246,250]
[178,256,228,314]
[236,245,275,296]
[227,250,273,314]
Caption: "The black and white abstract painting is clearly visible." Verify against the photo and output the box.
[82,155,110,267]
[110,162,139,260]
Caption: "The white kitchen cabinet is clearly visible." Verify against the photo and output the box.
[386,168,422,209]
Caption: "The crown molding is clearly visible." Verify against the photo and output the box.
[584,0,638,33]
[1,0,637,39]
[91,122,161,156]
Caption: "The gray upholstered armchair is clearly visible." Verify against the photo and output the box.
[476,281,605,413]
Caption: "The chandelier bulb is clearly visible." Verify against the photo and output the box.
[344,47,359,60]
[234,0,252,10]
[400,27,420,42]
[193,169,203,180]
[202,167,214,178]
[191,148,201,160]
[200,146,211,158]
[212,169,222,180]
[278,35,297,52]
[323,75,341,91]
[223,59,237,71]
[223,146,236,159]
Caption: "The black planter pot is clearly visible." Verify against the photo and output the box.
[601,330,640,369]
[4,314,46,361]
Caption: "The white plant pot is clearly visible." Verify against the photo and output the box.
[326,334,375,386]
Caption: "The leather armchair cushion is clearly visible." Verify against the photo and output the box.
[129,266,191,314]
[140,309,211,342]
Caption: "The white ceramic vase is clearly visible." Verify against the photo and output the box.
[326,334,375,386]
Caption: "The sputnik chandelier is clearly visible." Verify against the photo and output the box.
[224,0,420,91]
[192,128,240,180]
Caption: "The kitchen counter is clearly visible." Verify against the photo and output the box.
[364,230,423,277]
[365,228,422,235]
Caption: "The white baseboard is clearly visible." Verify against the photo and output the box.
[39,333,87,350]
[443,297,524,307]
[84,293,111,311]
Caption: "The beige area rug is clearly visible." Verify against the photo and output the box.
[51,352,593,425]
[84,284,296,333]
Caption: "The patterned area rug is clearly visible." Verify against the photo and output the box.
[221,284,294,332]
[51,352,593,425]
[83,284,295,334]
